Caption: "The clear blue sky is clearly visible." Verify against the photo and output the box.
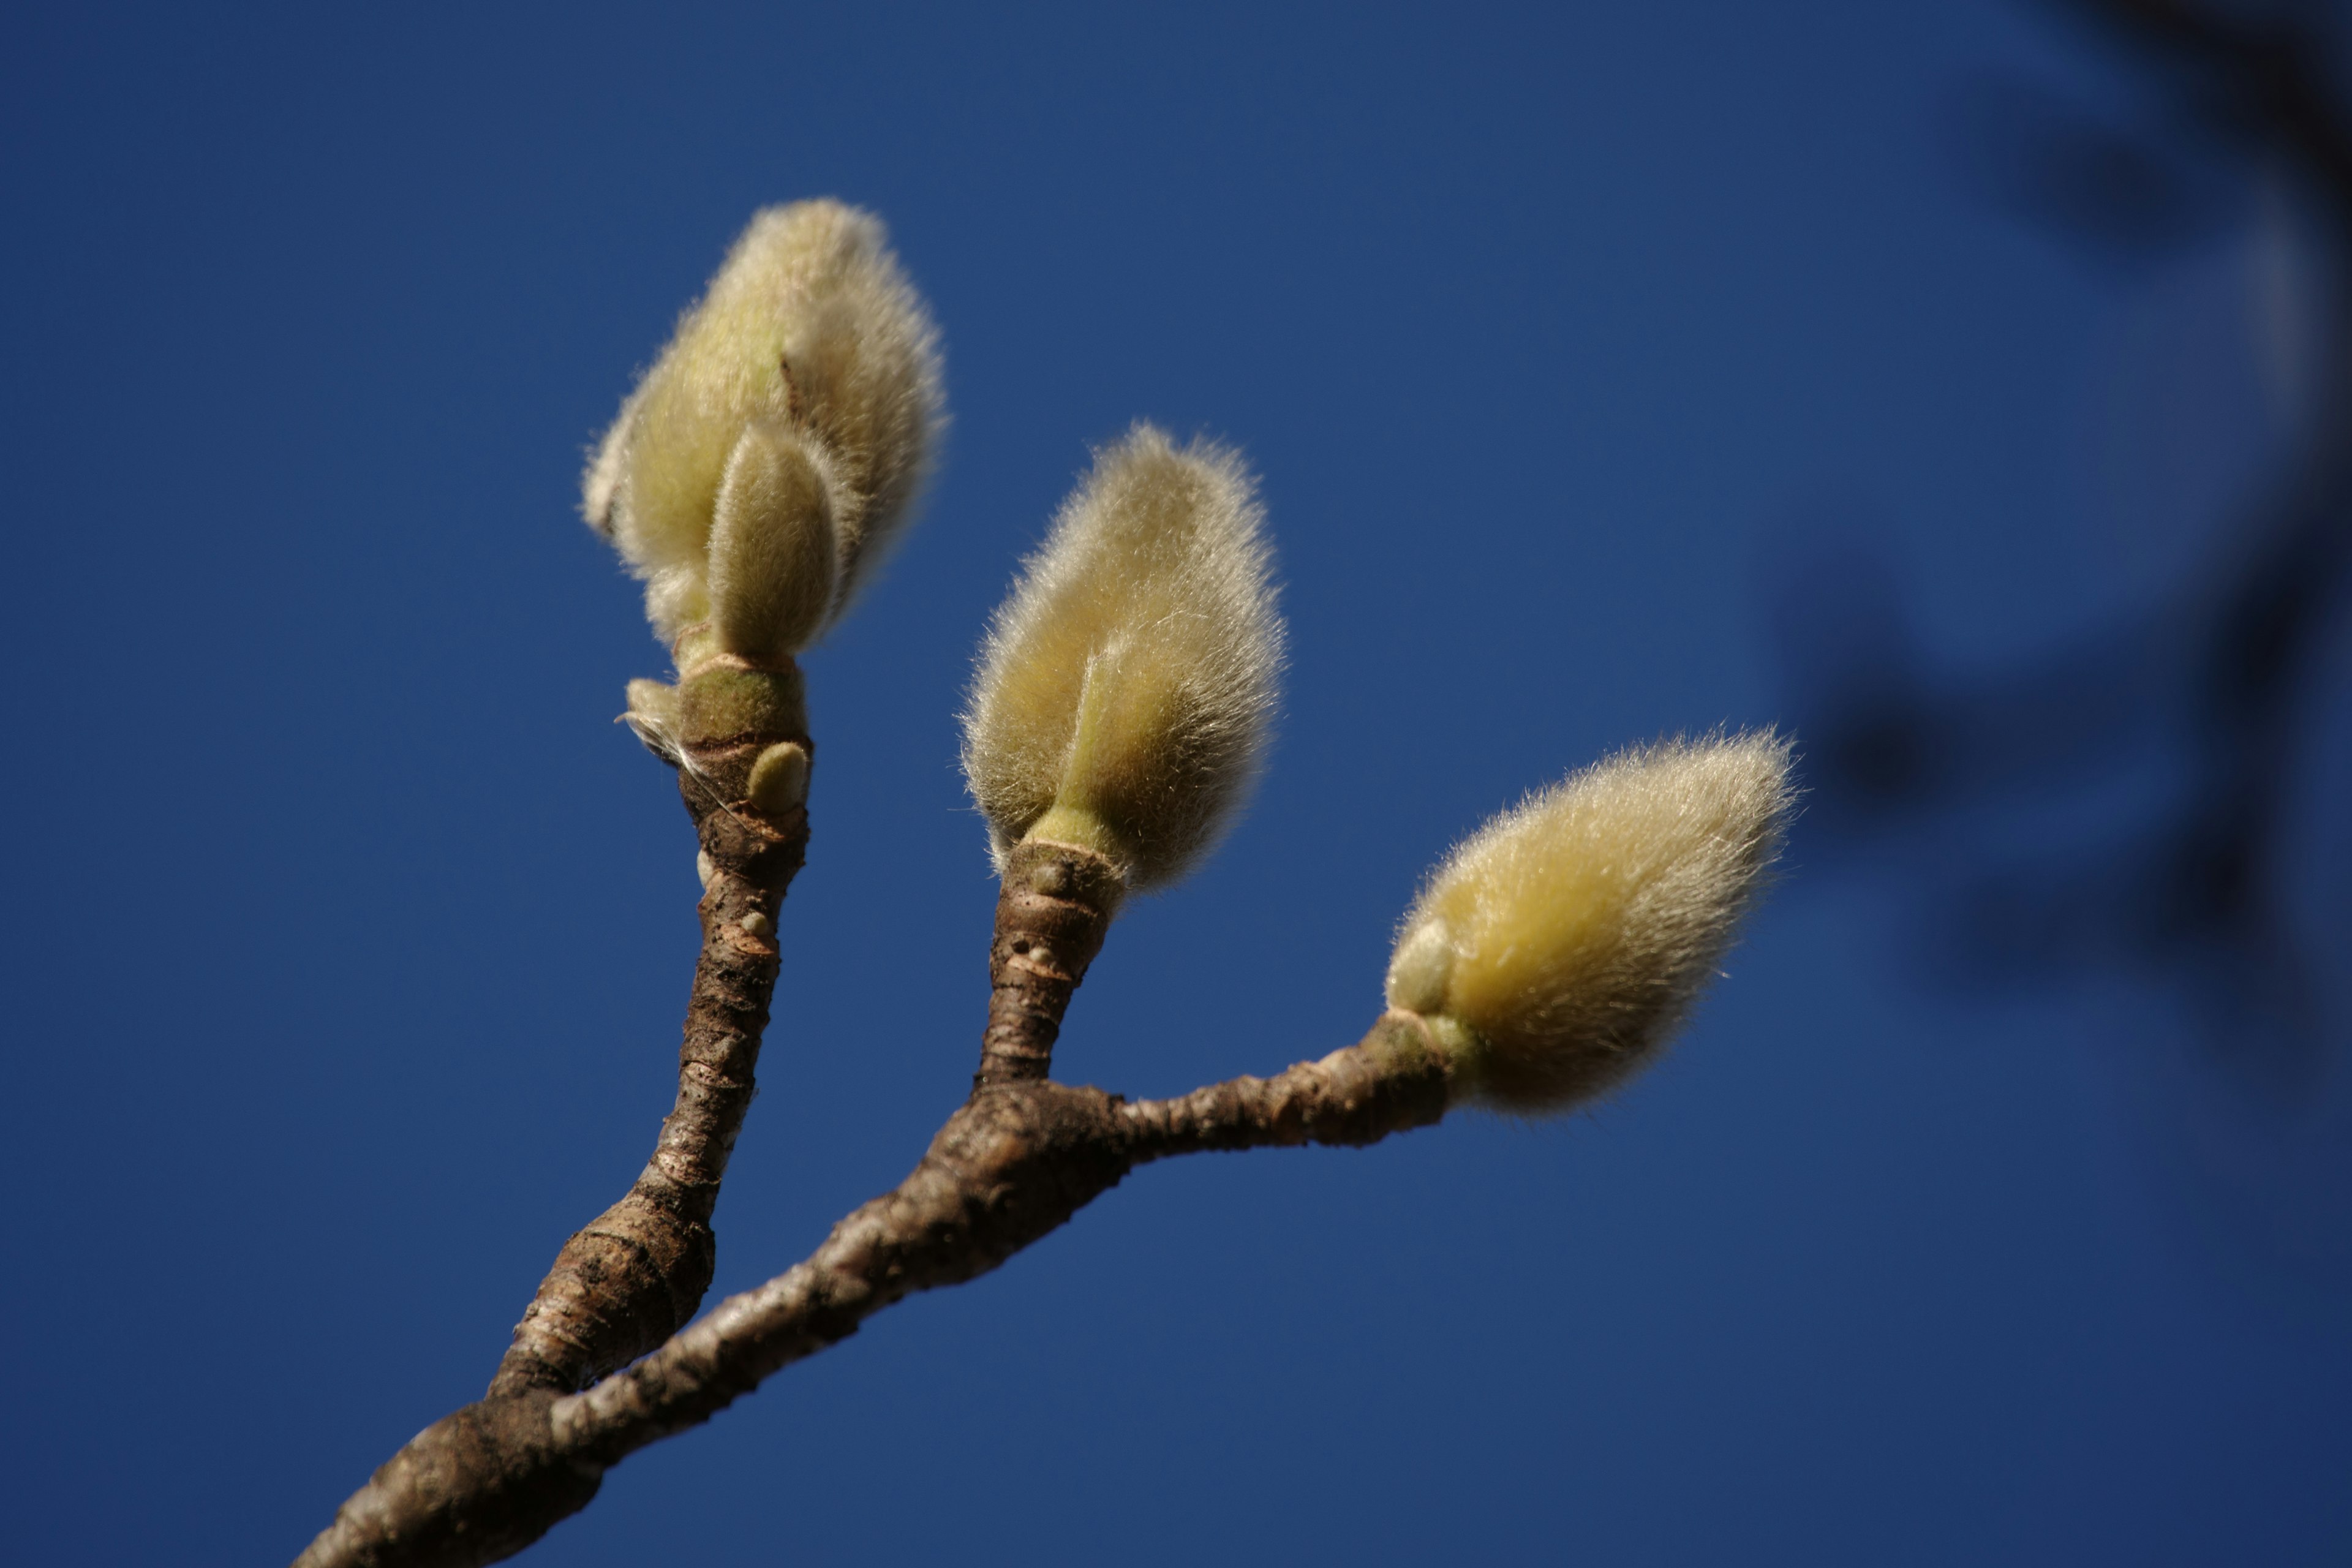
[4,2,2346,1564]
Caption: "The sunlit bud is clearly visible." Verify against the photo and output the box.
[583,200,944,643]
[1386,732,1794,1112]
[707,421,839,660]
[580,383,639,544]
[620,677,684,761]
[962,426,1284,890]
[745,740,812,813]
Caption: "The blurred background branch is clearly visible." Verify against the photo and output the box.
[1779,0,2352,1085]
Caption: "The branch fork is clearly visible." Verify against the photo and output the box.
[297,775,1457,1567]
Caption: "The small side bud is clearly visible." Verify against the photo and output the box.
[1384,919,1454,1015]
[745,741,812,813]
[1385,731,1795,1113]
[960,426,1284,889]
[707,423,839,660]
[621,678,683,761]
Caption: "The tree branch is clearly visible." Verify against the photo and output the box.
[489,726,811,1398]
[294,1014,1455,1568]
[2068,0,2352,208]
[973,839,1123,1089]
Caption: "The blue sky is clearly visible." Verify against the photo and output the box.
[4,2,2347,1564]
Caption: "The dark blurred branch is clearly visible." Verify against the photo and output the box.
[1782,0,2352,1063]
[2070,1,2352,927]
[2070,0,2352,200]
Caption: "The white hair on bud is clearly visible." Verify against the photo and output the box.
[582,200,945,644]
[581,383,640,543]
[1387,731,1795,1112]
[962,425,1285,889]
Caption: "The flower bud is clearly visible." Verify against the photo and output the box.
[1387,732,1794,1111]
[961,426,1284,889]
[707,421,839,660]
[583,200,944,644]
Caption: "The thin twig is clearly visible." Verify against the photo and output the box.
[973,839,1124,1088]
[488,733,811,1398]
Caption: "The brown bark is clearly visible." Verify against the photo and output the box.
[973,839,1123,1088]
[295,1014,1456,1568]
[488,734,809,1398]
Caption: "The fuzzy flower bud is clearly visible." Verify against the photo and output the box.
[706,421,838,662]
[1387,732,1794,1112]
[583,200,944,652]
[961,425,1284,889]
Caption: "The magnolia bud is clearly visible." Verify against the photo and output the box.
[961,425,1284,889]
[583,200,944,644]
[1387,732,1794,1112]
[620,677,683,760]
[707,421,839,660]
[745,740,812,813]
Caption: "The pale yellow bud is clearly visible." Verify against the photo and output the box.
[1386,732,1794,1112]
[583,200,944,643]
[707,422,839,660]
[640,567,710,644]
[745,740,812,812]
[620,677,683,760]
[961,426,1284,889]
[581,384,639,543]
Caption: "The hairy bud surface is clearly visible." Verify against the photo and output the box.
[962,426,1285,889]
[1387,732,1795,1110]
